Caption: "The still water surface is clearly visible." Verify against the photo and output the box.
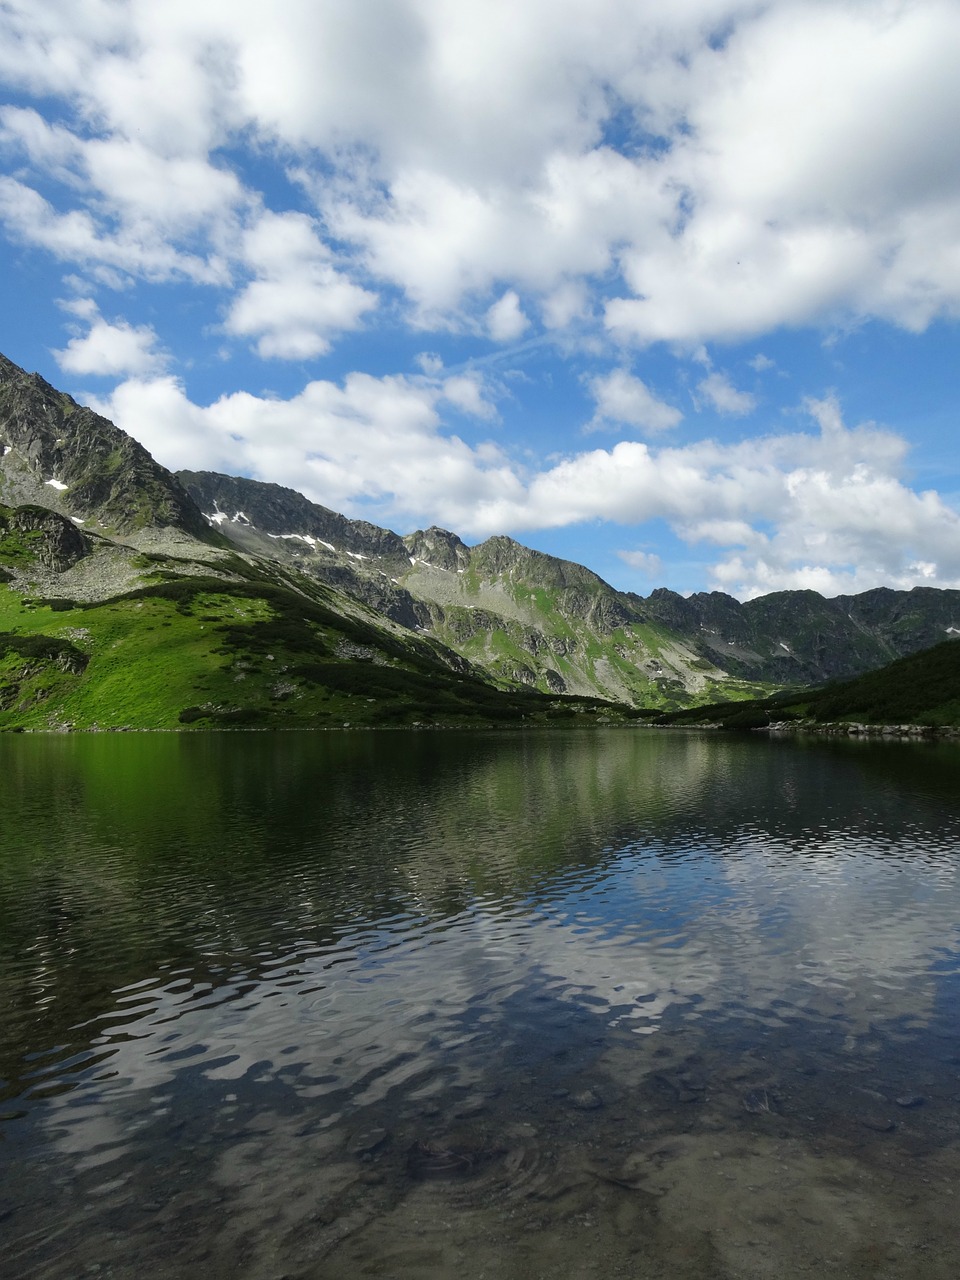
[2,728,960,1278]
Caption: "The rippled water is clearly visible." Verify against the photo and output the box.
[2,728,960,1278]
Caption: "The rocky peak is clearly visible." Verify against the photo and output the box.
[403,526,470,571]
[0,353,212,540]
[177,470,409,559]
[470,535,610,590]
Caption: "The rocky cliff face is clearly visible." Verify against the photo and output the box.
[0,504,90,573]
[0,355,213,540]
[177,470,409,560]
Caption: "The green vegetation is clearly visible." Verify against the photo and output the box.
[0,561,638,731]
[655,638,960,731]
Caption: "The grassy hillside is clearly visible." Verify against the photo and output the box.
[0,552,636,732]
[655,638,960,731]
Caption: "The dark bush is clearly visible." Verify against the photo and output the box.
[212,707,262,725]
[721,708,771,731]
[35,598,78,612]
[0,633,87,670]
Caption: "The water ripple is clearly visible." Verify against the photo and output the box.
[2,731,960,1277]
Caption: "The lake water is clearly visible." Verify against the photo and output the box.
[2,728,960,1279]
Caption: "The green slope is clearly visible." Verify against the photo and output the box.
[656,638,960,731]
[0,552,636,732]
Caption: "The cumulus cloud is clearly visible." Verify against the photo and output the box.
[224,210,377,359]
[748,353,774,372]
[588,368,682,434]
[617,549,662,578]
[4,2,960,342]
[87,371,525,527]
[696,371,756,416]
[0,176,227,284]
[89,372,960,599]
[486,290,529,342]
[53,302,166,376]
[415,352,444,375]
[440,373,497,420]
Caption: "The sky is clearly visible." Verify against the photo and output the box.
[1,0,960,600]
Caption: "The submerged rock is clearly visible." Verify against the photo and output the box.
[860,1115,896,1133]
[570,1089,604,1112]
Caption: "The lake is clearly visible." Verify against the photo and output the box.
[2,727,960,1279]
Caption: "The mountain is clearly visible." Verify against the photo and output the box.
[3,349,960,732]
[178,470,960,706]
[176,470,762,708]
[656,638,960,732]
[640,585,960,684]
[1,354,628,731]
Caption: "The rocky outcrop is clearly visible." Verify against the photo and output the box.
[403,526,470,571]
[3,504,89,572]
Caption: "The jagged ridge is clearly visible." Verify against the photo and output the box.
[177,470,960,705]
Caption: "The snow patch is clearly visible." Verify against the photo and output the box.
[946,627,960,635]
[319,540,335,552]
[1,444,10,456]
[70,517,85,525]
[346,550,368,561]
[205,506,253,527]
[46,478,68,491]
[268,532,319,548]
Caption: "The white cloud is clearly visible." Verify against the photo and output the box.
[53,306,166,377]
[415,352,444,375]
[617,548,662,577]
[88,370,525,526]
[440,373,497,420]
[4,1,960,343]
[0,176,227,284]
[89,371,960,599]
[486,290,529,343]
[225,212,377,359]
[748,353,774,372]
[696,371,756,416]
[541,280,589,330]
[588,367,681,434]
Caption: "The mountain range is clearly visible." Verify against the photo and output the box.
[2,350,958,730]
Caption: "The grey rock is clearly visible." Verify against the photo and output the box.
[570,1089,603,1111]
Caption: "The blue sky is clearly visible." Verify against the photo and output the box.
[2,0,960,599]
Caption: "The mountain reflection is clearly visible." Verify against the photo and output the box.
[3,728,959,1110]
